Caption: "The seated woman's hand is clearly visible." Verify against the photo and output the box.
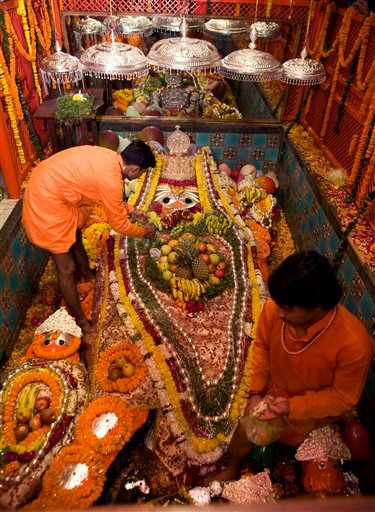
[255,396,290,420]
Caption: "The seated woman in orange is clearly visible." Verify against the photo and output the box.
[206,250,373,482]
[22,141,156,336]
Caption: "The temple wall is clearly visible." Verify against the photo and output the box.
[0,201,48,363]
[278,140,375,343]
[99,120,282,175]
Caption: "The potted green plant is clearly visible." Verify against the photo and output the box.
[55,91,95,127]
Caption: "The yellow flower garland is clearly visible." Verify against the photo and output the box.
[195,153,213,213]
[128,172,146,207]
[75,396,133,454]
[82,222,111,269]
[139,153,163,211]
[18,0,42,101]
[0,47,26,163]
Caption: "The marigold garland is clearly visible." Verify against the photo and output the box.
[320,9,374,137]
[82,222,111,269]
[41,445,105,509]
[0,44,26,163]
[2,368,62,446]
[138,153,163,211]
[75,396,133,454]
[128,172,147,207]
[195,153,213,213]
[18,0,42,101]
[96,342,146,393]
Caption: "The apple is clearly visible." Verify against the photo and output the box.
[200,254,210,264]
[167,251,177,263]
[108,366,123,381]
[208,263,216,273]
[122,363,135,377]
[115,355,127,367]
[40,409,56,425]
[29,415,42,431]
[217,261,227,271]
[209,254,221,266]
[159,255,168,263]
[160,244,172,256]
[215,269,225,279]
[34,396,50,412]
[15,424,30,442]
[197,243,207,253]
[158,262,169,272]
[162,270,173,281]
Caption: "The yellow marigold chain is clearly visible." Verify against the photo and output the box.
[0,47,25,163]
[18,0,42,101]
[4,10,36,62]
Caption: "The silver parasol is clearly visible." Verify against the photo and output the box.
[220,25,283,81]
[148,15,221,72]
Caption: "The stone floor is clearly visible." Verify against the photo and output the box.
[0,199,18,230]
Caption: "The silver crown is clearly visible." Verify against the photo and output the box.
[296,426,351,461]
[166,125,191,155]
[35,308,82,338]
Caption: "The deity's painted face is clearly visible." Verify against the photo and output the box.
[30,330,81,360]
[302,459,346,494]
[154,184,199,210]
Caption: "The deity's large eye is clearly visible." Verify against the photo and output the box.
[184,197,193,204]
[57,339,66,346]
[318,462,326,470]
[162,197,171,204]
[43,339,51,346]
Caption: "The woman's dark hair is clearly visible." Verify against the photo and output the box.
[268,250,342,310]
[121,140,156,170]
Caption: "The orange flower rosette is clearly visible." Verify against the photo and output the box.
[96,342,146,393]
[75,396,133,454]
[40,445,105,509]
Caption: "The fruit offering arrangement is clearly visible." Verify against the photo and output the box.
[96,343,146,394]
[13,387,55,443]
[146,230,233,305]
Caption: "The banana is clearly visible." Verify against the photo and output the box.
[16,384,40,423]
[177,290,184,302]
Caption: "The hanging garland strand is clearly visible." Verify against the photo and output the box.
[332,191,375,271]
[346,117,374,202]
[333,48,359,133]
[15,76,44,160]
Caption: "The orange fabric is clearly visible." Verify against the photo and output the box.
[250,299,373,440]
[22,146,145,253]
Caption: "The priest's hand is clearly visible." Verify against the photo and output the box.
[143,223,156,239]
[131,209,149,224]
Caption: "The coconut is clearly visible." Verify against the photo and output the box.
[98,130,119,151]
[139,126,164,145]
